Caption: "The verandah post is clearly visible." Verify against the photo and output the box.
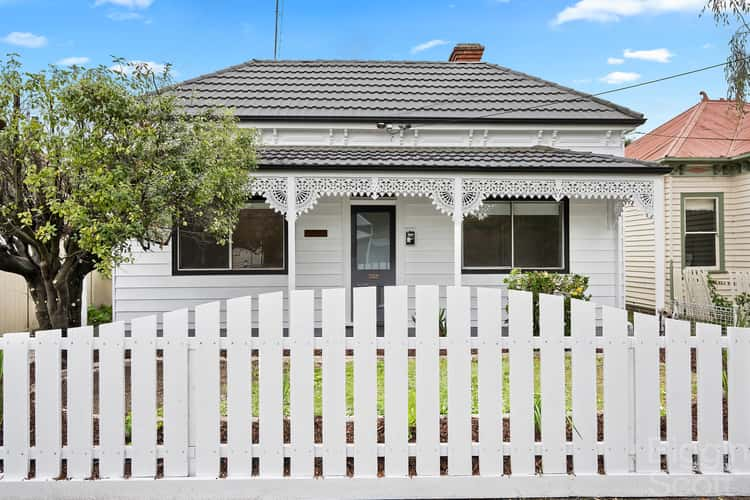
[453,176,463,287]
[654,176,666,313]
[287,175,297,293]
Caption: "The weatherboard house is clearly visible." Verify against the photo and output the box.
[113,43,669,326]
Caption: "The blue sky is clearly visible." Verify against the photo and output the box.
[0,0,739,131]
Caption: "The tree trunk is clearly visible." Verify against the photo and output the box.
[27,269,87,330]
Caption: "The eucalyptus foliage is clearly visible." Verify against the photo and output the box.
[705,0,750,109]
[0,56,256,329]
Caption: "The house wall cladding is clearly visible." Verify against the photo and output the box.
[624,171,750,311]
[114,196,620,327]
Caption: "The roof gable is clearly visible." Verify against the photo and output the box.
[172,59,644,124]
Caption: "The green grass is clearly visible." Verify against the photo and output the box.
[240,353,607,427]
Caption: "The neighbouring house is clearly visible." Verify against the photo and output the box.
[625,92,750,313]
[113,43,669,327]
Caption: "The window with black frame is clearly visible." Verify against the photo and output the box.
[462,199,566,271]
[175,200,286,274]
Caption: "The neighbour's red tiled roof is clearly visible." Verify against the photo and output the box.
[626,92,750,161]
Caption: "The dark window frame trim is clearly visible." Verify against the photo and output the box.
[172,200,289,276]
[461,197,570,274]
[680,192,725,272]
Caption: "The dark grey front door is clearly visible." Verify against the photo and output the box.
[351,206,396,323]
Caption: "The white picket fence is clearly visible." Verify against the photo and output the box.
[2,286,750,499]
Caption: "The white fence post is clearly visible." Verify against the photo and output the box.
[602,305,630,474]
[67,325,93,479]
[258,291,283,477]
[3,332,30,480]
[34,330,61,479]
[665,318,692,473]
[226,296,253,477]
[384,285,409,477]
[194,302,221,477]
[163,308,189,477]
[447,286,471,476]
[509,290,534,475]
[130,316,156,477]
[728,326,750,472]
[571,299,597,475]
[696,322,723,473]
[416,285,440,476]
[633,313,660,473]
[477,287,502,477]
[322,288,346,477]
[539,293,566,474]
[289,290,314,478]
[354,286,378,477]
[98,321,125,479]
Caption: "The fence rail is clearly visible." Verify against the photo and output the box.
[2,286,750,499]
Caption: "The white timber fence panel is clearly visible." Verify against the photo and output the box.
[1,286,750,499]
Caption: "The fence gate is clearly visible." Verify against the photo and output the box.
[1,286,750,499]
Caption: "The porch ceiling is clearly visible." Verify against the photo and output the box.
[256,145,669,174]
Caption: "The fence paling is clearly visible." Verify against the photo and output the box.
[35,330,61,479]
[130,316,156,477]
[602,306,630,473]
[1,285,749,497]
[633,313,660,473]
[696,322,723,473]
[666,318,692,473]
[289,290,314,478]
[570,299,597,475]
[67,325,93,479]
[384,285,409,477]
[163,308,189,477]
[477,287,502,477]
[353,286,378,477]
[508,290,534,475]
[98,321,125,479]
[258,291,283,477]
[415,285,440,477]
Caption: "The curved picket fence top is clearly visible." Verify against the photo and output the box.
[1,286,750,499]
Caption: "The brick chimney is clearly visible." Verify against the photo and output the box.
[449,43,485,62]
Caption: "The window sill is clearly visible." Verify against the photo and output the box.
[172,269,288,276]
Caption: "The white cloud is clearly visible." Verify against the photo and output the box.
[110,60,168,75]
[624,47,673,63]
[607,57,625,65]
[107,11,143,20]
[702,42,714,49]
[600,71,641,84]
[1,31,47,48]
[554,0,703,25]
[95,0,153,8]
[57,56,90,66]
[572,78,592,84]
[410,39,450,54]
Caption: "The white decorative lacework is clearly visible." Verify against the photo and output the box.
[248,176,287,214]
[462,178,655,217]
[295,176,456,216]
[249,175,655,218]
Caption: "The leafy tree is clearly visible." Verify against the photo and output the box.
[705,1,750,108]
[0,56,256,329]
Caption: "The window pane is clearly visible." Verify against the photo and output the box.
[685,198,717,232]
[463,203,512,268]
[178,226,228,270]
[232,205,285,269]
[685,233,717,267]
[513,202,562,268]
[355,212,391,270]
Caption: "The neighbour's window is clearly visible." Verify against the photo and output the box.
[463,200,566,271]
[175,201,286,273]
[683,196,722,269]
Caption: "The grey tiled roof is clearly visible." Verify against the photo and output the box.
[256,146,668,173]
[173,60,644,124]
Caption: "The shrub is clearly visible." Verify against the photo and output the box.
[87,305,112,326]
[503,269,591,335]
